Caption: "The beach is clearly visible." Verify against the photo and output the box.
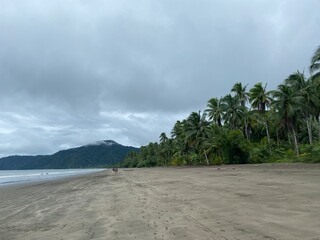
[0,164,320,240]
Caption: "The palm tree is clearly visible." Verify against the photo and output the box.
[310,45,320,81]
[249,83,272,113]
[231,82,250,139]
[185,111,210,164]
[285,71,319,145]
[171,120,189,163]
[244,109,261,141]
[200,125,225,163]
[272,84,304,156]
[231,82,249,106]
[159,132,168,144]
[222,94,246,130]
[309,46,320,141]
[205,97,224,127]
[249,82,273,143]
[171,121,182,139]
[159,132,170,165]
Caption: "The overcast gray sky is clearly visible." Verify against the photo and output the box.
[0,0,319,157]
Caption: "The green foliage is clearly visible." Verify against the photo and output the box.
[298,143,320,163]
[119,45,320,168]
[170,157,185,166]
[218,130,251,164]
[249,143,270,163]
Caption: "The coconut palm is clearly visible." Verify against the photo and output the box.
[231,82,249,106]
[249,83,273,143]
[222,94,246,130]
[310,45,320,80]
[231,82,250,139]
[285,71,320,145]
[200,125,225,163]
[171,121,182,139]
[159,132,170,165]
[244,109,261,141]
[205,97,224,127]
[249,83,272,113]
[185,111,210,164]
[272,84,304,156]
[159,132,168,144]
[171,120,189,162]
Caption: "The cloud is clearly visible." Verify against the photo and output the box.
[0,0,320,156]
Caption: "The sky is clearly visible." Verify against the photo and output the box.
[0,0,320,157]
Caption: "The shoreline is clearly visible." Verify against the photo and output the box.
[0,169,106,189]
[1,164,320,239]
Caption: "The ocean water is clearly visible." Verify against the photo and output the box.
[0,169,104,186]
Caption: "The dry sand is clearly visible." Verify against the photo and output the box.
[0,164,320,240]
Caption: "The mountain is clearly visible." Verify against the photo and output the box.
[0,140,139,170]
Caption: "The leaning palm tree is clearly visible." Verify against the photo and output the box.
[272,84,304,156]
[184,111,210,164]
[310,45,320,81]
[200,125,222,163]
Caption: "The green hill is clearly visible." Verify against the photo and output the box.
[0,140,139,170]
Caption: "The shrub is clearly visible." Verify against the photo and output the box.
[218,129,251,164]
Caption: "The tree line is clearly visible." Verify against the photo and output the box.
[119,45,320,167]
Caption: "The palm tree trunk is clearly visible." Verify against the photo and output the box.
[318,115,320,142]
[276,130,279,145]
[306,118,313,145]
[288,132,291,145]
[244,119,249,140]
[265,121,270,144]
[292,126,299,157]
[204,151,209,165]
[218,117,222,127]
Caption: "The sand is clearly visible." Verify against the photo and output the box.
[0,164,320,240]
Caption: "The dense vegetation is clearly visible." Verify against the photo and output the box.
[0,140,139,170]
[119,46,320,167]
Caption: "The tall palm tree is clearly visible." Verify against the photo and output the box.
[249,83,272,113]
[185,111,210,164]
[272,84,304,156]
[244,109,261,141]
[171,120,189,162]
[285,71,319,145]
[231,82,250,139]
[249,82,273,143]
[159,132,168,144]
[310,46,320,141]
[231,82,249,106]
[159,132,170,165]
[310,45,320,81]
[171,121,182,139]
[222,94,245,130]
[205,97,224,127]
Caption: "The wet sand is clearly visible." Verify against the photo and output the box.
[0,164,320,240]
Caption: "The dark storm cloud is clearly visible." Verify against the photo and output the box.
[1,0,320,156]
